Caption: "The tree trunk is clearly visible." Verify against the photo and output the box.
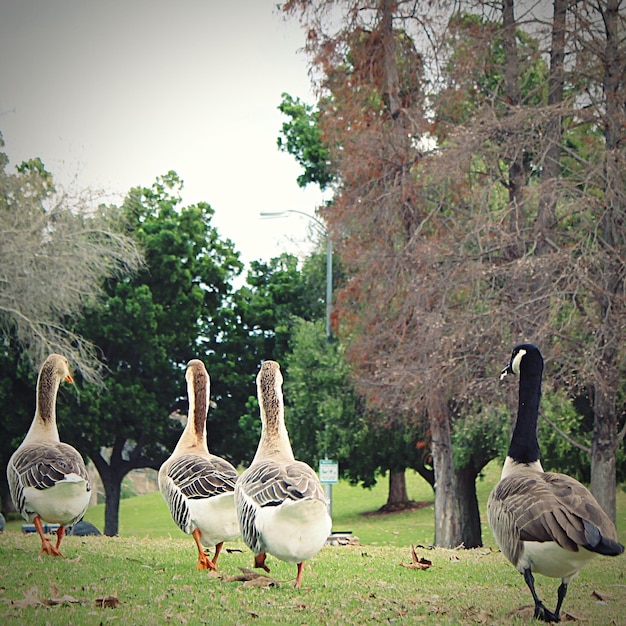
[380,0,401,118]
[535,0,566,252]
[502,0,525,257]
[455,462,482,549]
[102,474,123,537]
[386,471,409,507]
[429,395,461,548]
[588,0,626,524]
[91,441,129,537]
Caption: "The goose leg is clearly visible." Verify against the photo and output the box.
[192,528,216,570]
[254,552,271,573]
[34,516,63,557]
[294,562,305,589]
[211,541,224,568]
[55,525,66,550]
[523,568,560,622]
[553,581,568,621]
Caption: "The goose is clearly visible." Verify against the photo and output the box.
[234,360,332,588]
[7,354,91,556]
[158,359,239,570]
[488,343,624,622]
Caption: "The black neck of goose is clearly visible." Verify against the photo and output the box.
[507,358,543,464]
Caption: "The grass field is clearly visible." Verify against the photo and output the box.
[1,462,625,625]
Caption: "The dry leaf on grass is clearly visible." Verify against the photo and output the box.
[591,590,613,602]
[224,567,279,587]
[11,587,47,609]
[11,586,81,609]
[400,545,432,570]
[95,595,120,608]
[46,594,81,606]
[242,576,279,588]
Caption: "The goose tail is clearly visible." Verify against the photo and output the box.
[582,519,624,556]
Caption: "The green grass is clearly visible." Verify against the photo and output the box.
[2,462,625,625]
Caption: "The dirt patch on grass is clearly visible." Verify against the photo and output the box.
[361,500,433,516]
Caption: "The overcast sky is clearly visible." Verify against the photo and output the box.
[0,0,326,269]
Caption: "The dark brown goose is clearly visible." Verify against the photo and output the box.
[158,359,239,570]
[7,354,91,556]
[234,360,331,588]
[488,344,623,622]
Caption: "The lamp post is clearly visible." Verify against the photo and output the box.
[260,209,336,521]
[259,210,332,340]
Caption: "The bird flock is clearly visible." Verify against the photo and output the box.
[5,346,624,616]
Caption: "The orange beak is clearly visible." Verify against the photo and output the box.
[65,374,74,383]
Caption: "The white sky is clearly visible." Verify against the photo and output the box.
[0,0,326,270]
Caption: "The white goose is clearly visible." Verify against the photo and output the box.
[7,354,91,556]
[235,360,331,588]
[158,359,239,570]
[488,344,624,622]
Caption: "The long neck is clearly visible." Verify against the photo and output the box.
[507,368,542,465]
[25,363,61,443]
[253,383,294,463]
[174,373,209,454]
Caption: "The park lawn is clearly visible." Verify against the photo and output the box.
[1,462,625,624]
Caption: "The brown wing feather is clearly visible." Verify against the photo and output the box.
[8,442,91,519]
[488,469,622,565]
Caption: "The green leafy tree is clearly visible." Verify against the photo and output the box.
[60,172,242,536]
[277,93,335,190]
[226,252,328,464]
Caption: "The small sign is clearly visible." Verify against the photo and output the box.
[319,459,339,484]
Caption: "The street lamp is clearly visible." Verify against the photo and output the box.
[260,209,337,521]
[259,210,332,340]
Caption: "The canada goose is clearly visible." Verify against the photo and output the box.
[7,354,91,556]
[488,343,624,622]
[159,359,239,570]
[234,360,332,588]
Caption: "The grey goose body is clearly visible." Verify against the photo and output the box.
[234,360,331,588]
[158,359,239,570]
[7,354,91,556]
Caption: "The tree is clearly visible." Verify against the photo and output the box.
[60,172,242,536]
[0,135,142,380]
[284,317,434,510]
[284,0,467,547]
[277,93,335,190]
[431,0,626,520]
[225,251,330,465]
[284,0,625,548]
[0,138,143,513]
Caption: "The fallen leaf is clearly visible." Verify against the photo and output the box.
[224,567,278,587]
[95,595,120,608]
[591,590,613,602]
[400,545,432,570]
[242,576,279,588]
[12,587,46,609]
[46,594,81,606]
